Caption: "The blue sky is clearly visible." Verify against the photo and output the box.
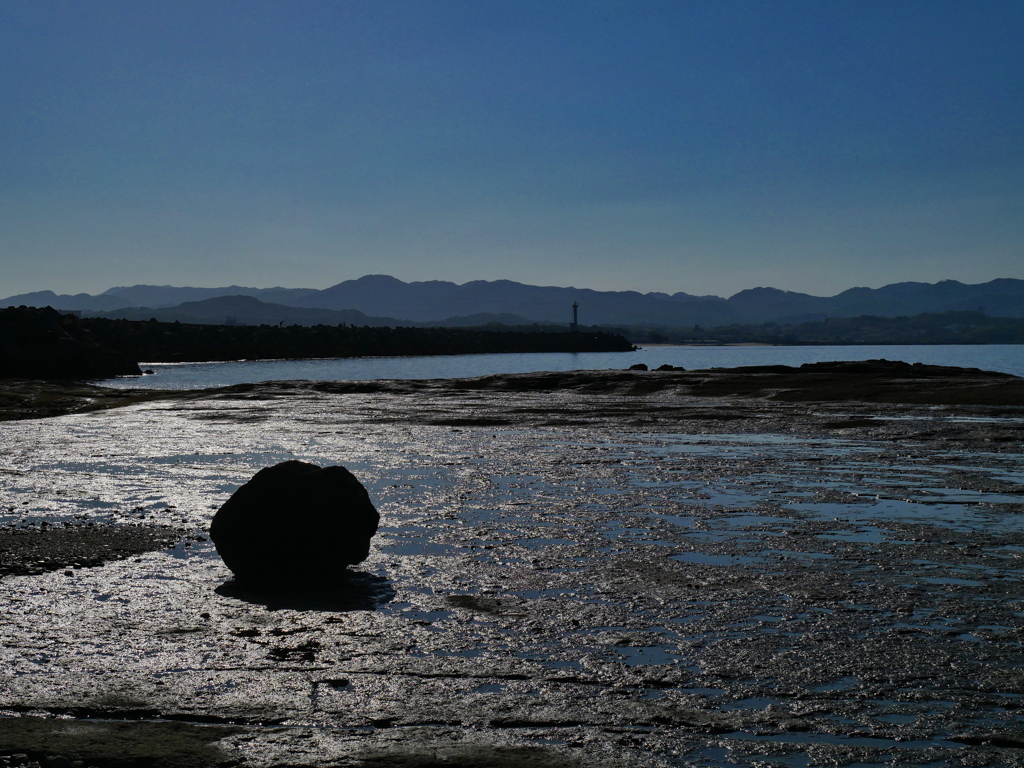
[2,0,1021,298]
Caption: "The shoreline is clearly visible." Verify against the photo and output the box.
[3,360,1023,425]
[1,360,1022,767]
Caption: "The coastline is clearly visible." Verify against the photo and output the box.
[3,360,1023,425]
[1,360,1022,767]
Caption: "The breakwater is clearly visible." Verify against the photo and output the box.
[1,306,634,379]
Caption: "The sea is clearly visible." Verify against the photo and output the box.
[94,343,1024,389]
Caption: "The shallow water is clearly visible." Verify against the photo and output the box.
[95,343,1024,389]
[1,386,1023,767]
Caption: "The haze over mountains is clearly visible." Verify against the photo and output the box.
[3,276,1023,330]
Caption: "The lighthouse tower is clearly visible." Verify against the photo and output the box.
[570,301,579,333]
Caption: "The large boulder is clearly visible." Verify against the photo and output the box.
[210,460,379,585]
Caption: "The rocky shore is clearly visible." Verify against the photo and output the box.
[0,361,1022,767]
[3,358,1023,424]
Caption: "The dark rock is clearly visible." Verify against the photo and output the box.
[210,461,379,585]
[797,358,1006,378]
[0,306,141,379]
[655,364,684,371]
[628,363,648,371]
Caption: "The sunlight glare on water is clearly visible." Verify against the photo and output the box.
[2,378,1023,767]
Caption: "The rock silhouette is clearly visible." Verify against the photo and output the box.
[0,306,634,379]
[210,461,380,585]
[0,306,141,379]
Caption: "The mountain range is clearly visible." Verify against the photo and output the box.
[3,276,1023,330]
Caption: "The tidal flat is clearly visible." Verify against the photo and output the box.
[1,366,1023,767]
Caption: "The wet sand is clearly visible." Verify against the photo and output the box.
[0,363,1022,767]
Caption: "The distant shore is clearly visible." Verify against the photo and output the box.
[1,306,635,381]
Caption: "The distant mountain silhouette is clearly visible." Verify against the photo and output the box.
[0,290,134,312]
[85,295,399,327]
[726,279,1024,323]
[100,284,317,308]
[4,277,1023,328]
[422,312,537,327]
[292,275,736,326]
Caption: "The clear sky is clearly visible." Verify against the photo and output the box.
[2,0,1022,299]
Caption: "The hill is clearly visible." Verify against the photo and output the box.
[700,311,1024,345]
[82,295,397,327]
[4,277,1024,329]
